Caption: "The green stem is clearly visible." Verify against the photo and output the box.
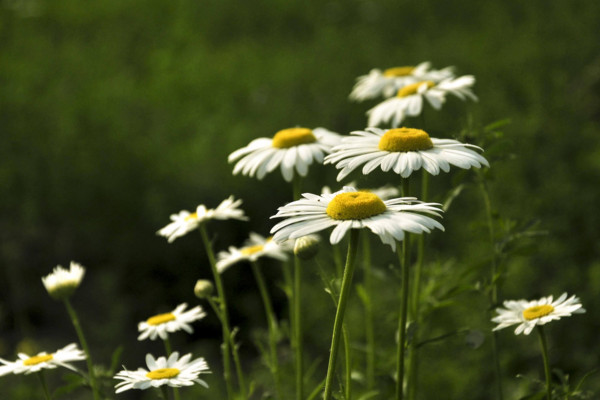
[160,385,171,400]
[199,224,244,399]
[395,236,411,400]
[292,175,304,400]
[250,261,282,399]
[362,235,375,390]
[537,326,552,400]
[36,371,52,400]
[343,325,351,400]
[478,171,504,400]
[63,299,100,400]
[323,229,360,400]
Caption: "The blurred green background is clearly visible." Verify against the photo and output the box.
[1,0,599,398]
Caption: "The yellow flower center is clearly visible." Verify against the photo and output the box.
[146,368,180,380]
[272,128,316,149]
[184,212,198,221]
[522,305,555,320]
[378,128,434,152]
[383,66,415,77]
[396,80,435,97]
[24,354,53,366]
[147,313,176,326]
[241,244,265,256]
[326,192,386,220]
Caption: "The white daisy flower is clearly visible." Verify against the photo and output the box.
[41,261,85,300]
[138,303,206,341]
[270,187,443,251]
[349,62,455,101]
[367,75,477,127]
[0,343,85,376]
[157,196,248,243]
[324,127,489,181]
[492,293,585,335]
[228,127,342,182]
[216,232,292,274]
[322,182,399,200]
[114,352,210,393]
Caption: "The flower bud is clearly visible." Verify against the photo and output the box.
[194,280,214,299]
[294,235,320,260]
[41,262,85,300]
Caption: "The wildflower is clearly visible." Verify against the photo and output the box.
[157,196,248,243]
[228,127,342,182]
[492,293,585,335]
[271,187,443,251]
[41,262,85,300]
[114,352,210,393]
[138,304,206,341]
[0,343,85,375]
[367,75,477,127]
[349,62,455,101]
[216,232,291,273]
[194,280,214,299]
[325,127,488,180]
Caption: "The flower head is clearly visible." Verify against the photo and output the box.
[325,127,488,181]
[349,62,455,101]
[271,187,443,251]
[114,352,210,393]
[492,293,585,335]
[367,75,477,127]
[0,343,85,376]
[138,303,206,341]
[216,232,292,273]
[42,262,85,300]
[228,127,342,182]
[157,196,248,243]
[194,280,214,299]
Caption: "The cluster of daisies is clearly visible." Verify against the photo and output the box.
[1,61,586,399]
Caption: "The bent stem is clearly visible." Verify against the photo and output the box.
[250,261,282,399]
[63,299,100,400]
[536,326,552,400]
[37,371,52,400]
[323,229,360,400]
[395,236,411,400]
[199,224,246,399]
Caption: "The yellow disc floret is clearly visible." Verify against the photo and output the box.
[522,304,555,320]
[397,80,435,97]
[241,244,265,256]
[147,313,176,326]
[378,128,434,152]
[326,192,386,220]
[383,66,415,77]
[24,354,53,366]
[146,368,180,380]
[272,128,316,149]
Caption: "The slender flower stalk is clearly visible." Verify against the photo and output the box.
[250,261,282,398]
[292,175,304,400]
[63,299,100,400]
[323,229,360,400]
[537,326,552,400]
[199,224,246,399]
[395,236,411,400]
[361,234,375,390]
[37,371,52,400]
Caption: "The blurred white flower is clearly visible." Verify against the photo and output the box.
[216,232,291,273]
[271,187,443,251]
[157,196,248,243]
[114,352,210,393]
[325,127,488,180]
[138,303,206,341]
[41,261,85,300]
[349,62,455,101]
[492,293,585,335]
[367,75,477,127]
[228,127,342,182]
[0,343,85,375]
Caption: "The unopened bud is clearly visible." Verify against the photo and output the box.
[194,280,214,299]
[294,235,320,260]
